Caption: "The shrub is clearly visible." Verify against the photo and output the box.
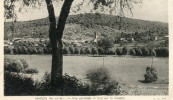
[4,46,12,54]
[144,66,158,83]
[63,47,69,55]
[84,47,91,55]
[116,48,123,55]
[134,48,142,56]
[4,58,24,73]
[13,47,18,54]
[107,49,115,55]
[91,47,98,55]
[36,73,90,95]
[130,49,136,56]
[150,49,156,56]
[155,48,169,57]
[141,47,149,56]
[4,72,36,95]
[122,47,128,55]
[97,48,104,55]
[19,59,29,69]
[86,67,121,95]
[22,68,39,74]
[80,48,85,54]
[37,47,44,54]
[4,58,39,95]
[69,47,74,54]
[21,46,28,54]
[17,46,22,54]
[74,47,80,54]
[97,38,114,53]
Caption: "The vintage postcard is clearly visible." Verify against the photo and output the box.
[0,0,173,100]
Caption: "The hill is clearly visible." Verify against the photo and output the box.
[4,13,168,41]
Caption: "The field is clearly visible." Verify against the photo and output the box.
[5,55,169,95]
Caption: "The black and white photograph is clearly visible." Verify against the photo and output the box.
[1,0,173,99]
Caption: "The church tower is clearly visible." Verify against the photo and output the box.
[94,32,99,43]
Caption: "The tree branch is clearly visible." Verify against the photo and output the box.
[45,0,56,31]
[56,0,74,40]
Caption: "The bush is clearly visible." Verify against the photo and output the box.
[97,38,114,53]
[122,47,128,55]
[150,49,156,56]
[144,66,158,83]
[69,47,74,54]
[36,73,90,95]
[80,48,85,54]
[74,47,80,54]
[37,47,44,54]
[13,47,18,54]
[84,47,91,55]
[98,48,104,55]
[63,47,69,55]
[86,67,121,95]
[130,49,136,56]
[155,48,169,57]
[107,49,115,55]
[4,58,24,73]
[141,47,149,56]
[4,46,12,54]
[4,58,39,95]
[4,72,36,95]
[116,48,123,55]
[22,68,39,74]
[91,47,98,55]
[134,48,142,56]
[21,46,28,54]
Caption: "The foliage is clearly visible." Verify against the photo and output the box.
[97,38,114,54]
[4,58,38,95]
[80,48,85,54]
[134,48,143,56]
[141,47,149,56]
[74,47,80,54]
[122,47,128,55]
[4,46,12,54]
[150,49,156,56]
[69,47,74,54]
[130,48,136,56]
[106,49,115,55]
[22,68,39,74]
[4,72,36,96]
[144,66,158,83]
[63,47,69,55]
[97,48,104,55]
[116,48,123,55]
[155,48,169,57]
[91,47,98,55]
[84,47,91,55]
[36,73,90,95]
[86,67,121,95]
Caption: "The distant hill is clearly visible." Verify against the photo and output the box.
[4,13,168,40]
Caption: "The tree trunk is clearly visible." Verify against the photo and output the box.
[45,0,74,87]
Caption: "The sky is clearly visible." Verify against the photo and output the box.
[14,0,168,23]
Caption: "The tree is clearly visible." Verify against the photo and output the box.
[74,47,79,54]
[91,47,98,55]
[141,47,149,56]
[122,47,128,55]
[130,48,136,56]
[84,47,91,55]
[97,38,113,54]
[116,48,123,55]
[4,0,141,87]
